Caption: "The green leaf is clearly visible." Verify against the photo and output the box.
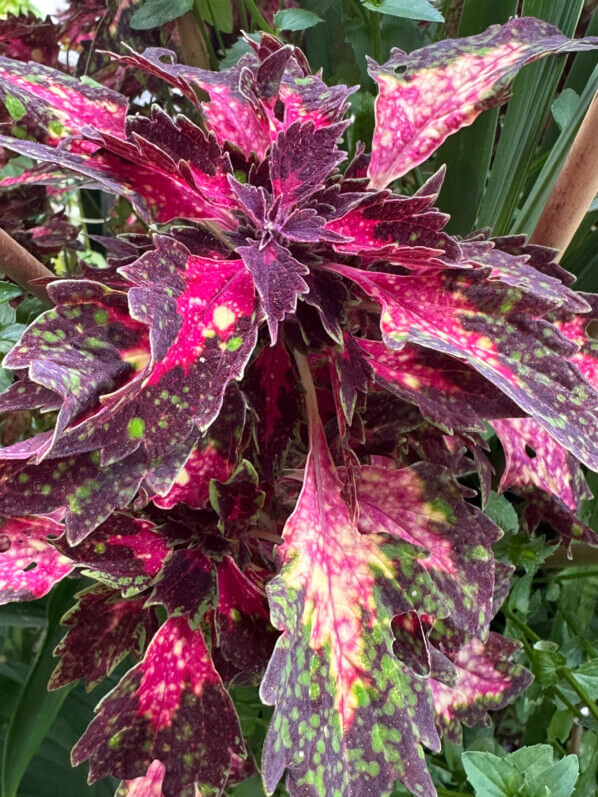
[229,776,267,797]
[196,0,233,33]
[0,283,22,303]
[462,750,520,796]
[1,579,80,797]
[130,0,193,29]
[551,88,580,131]
[573,733,598,797]
[0,602,46,628]
[220,34,260,68]
[0,154,33,179]
[485,491,519,534]
[531,640,567,689]
[361,0,443,22]
[273,8,323,31]
[0,369,13,394]
[570,660,598,700]
[564,7,598,95]
[477,0,586,234]
[524,755,579,797]
[463,745,579,797]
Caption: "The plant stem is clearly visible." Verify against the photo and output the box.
[554,686,586,723]
[531,90,598,257]
[242,0,274,33]
[204,0,226,55]
[293,349,319,424]
[503,606,598,724]
[560,669,598,725]
[437,789,471,797]
[502,605,541,642]
[0,227,53,305]
[369,10,382,63]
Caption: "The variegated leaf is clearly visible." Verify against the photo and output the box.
[429,620,532,742]
[0,515,73,604]
[72,615,245,797]
[261,411,442,797]
[368,18,598,187]
[50,583,157,691]
[330,264,598,470]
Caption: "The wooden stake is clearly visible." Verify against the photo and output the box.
[531,91,598,257]
[0,227,54,305]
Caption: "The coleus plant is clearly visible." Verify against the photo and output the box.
[0,15,597,797]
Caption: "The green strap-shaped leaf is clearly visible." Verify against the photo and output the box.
[1,578,81,797]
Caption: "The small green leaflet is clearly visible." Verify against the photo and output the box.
[130,0,193,30]
[273,9,323,31]
[361,0,443,23]
[462,744,579,797]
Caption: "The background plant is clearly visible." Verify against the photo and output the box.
[0,2,597,797]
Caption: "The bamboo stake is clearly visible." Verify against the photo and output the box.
[531,96,598,568]
[531,90,598,257]
[0,227,53,305]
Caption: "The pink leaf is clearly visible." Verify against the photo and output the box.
[115,760,165,797]
[429,621,532,741]
[0,515,73,604]
[72,615,245,797]
[369,17,598,187]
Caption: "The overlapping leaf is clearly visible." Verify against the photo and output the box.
[358,338,520,433]
[493,418,596,544]
[147,547,216,625]
[116,760,165,797]
[0,449,148,544]
[261,404,503,797]
[54,512,170,596]
[329,264,598,469]
[72,615,245,797]
[356,462,500,637]
[368,17,598,187]
[216,556,275,679]
[429,621,533,742]
[324,169,463,269]
[493,418,590,513]
[0,53,127,143]
[0,236,259,539]
[109,36,353,159]
[150,382,246,510]
[0,111,237,227]
[0,515,73,604]
[50,583,157,691]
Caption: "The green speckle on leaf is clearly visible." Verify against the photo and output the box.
[226,336,243,352]
[127,417,145,439]
[4,94,26,121]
